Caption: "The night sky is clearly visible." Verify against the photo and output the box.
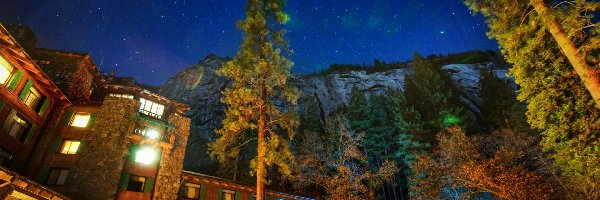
[0,0,498,85]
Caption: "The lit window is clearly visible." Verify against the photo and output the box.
[139,98,165,119]
[184,183,201,199]
[23,87,42,110]
[134,127,162,140]
[3,109,30,143]
[109,93,134,99]
[70,113,90,127]
[222,189,236,200]
[0,55,15,85]
[135,146,157,165]
[145,129,159,139]
[60,140,81,154]
[46,168,69,185]
[127,175,146,192]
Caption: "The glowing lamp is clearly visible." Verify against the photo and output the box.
[135,146,157,165]
[443,115,461,127]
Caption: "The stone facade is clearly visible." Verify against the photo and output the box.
[71,97,138,200]
[153,114,190,200]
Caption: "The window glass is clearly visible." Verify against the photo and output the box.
[127,175,146,192]
[223,189,236,200]
[184,183,201,199]
[23,87,42,110]
[4,109,30,142]
[60,140,81,154]
[0,147,14,167]
[134,126,162,140]
[138,98,165,119]
[46,168,69,185]
[70,113,90,127]
[0,55,14,85]
[109,93,134,99]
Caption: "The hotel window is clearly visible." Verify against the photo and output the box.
[3,110,30,143]
[109,93,134,99]
[46,168,69,185]
[184,183,201,199]
[0,147,13,167]
[0,55,15,85]
[139,98,165,119]
[127,175,146,192]
[70,113,91,127]
[60,140,81,154]
[222,189,236,200]
[134,126,163,140]
[23,86,42,110]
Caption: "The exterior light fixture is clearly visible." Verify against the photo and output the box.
[135,146,157,165]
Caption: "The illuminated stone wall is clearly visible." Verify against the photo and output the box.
[70,97,138,200]
[152,114,190,200]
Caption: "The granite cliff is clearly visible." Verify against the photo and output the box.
[157,54,510,168]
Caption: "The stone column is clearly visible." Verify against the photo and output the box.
[152,114,190,200]
[71,97,138,200]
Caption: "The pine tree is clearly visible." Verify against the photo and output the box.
[347,86,372,133]
[208,0,299,199]
[479,69,527,130]
[403,53,469,145]
[466,1,600,198]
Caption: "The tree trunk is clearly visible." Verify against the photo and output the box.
[256,74,267,200]
[531,0,600,108]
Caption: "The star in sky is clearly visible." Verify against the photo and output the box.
[0,0,497,85]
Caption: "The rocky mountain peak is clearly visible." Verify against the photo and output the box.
[157,53,512,167]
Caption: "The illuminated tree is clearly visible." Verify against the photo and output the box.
[291,116,397,200]
[208,0,299,199]
[465,0,600,198]
[410,128,557,199]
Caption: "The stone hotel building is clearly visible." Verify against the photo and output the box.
[0,24,311,200]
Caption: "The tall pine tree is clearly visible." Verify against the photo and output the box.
[479,69,527,130]
[403,53,469,145]
[466,0,600,198]
[209,0,299,199]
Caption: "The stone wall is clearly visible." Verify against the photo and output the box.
[152,114,190,200]
[70,97,138,200]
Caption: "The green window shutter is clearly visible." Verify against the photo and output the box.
[49,136,63,153]
[38,98,50,116]
[200,184,206,200]
[235,190,241,200]
[36,166,50,183]
[7,70,22,91]
[18,80,33,100]
[62,111,73,126]
[23,125,37,144]
[118,172,131,190]
[65,169,76,185]
[87,113,97,127]
[76,141,86,154]
[217,187,223,200]
[127,145,139,161]
[178,182,185,197]
[144,177,155,193]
